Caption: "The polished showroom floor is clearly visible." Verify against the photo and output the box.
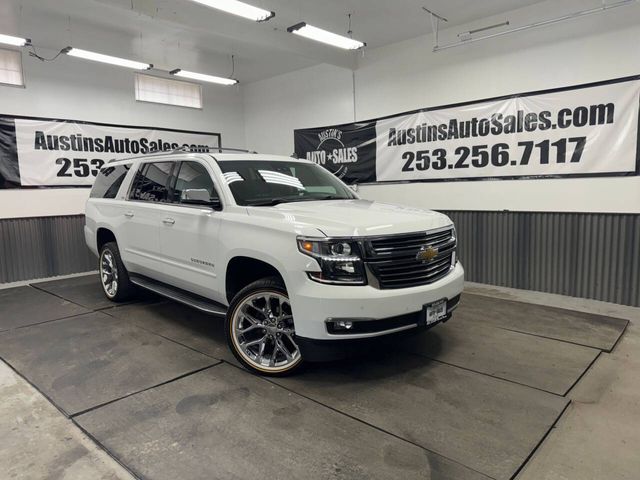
[0,274,633,480]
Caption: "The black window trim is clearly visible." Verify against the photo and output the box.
[168,159,224,210]
[126,158,223,210]
[126,160,176,205]
[90,162,132,200]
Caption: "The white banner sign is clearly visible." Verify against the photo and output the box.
[375,79,640,182]
[9,118,220,186]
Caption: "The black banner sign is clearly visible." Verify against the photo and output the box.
[294,121,377,183]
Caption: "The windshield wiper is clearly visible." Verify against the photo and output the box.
[245,197,308,207]
[307,195,348,201]
[245,195,349,207]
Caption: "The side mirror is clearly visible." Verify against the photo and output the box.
[181,189,222,210]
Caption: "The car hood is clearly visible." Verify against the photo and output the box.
[247,199,452,237]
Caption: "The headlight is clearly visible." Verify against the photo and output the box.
[297,237,366,285]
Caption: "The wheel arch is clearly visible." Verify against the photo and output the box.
[224,256,287,304]
[96,227,117,252]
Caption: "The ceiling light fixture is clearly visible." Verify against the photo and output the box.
[189,0,274,22]
[0,33,30,47]
[287,23,365,50]
[62,47,152,70]
[434,0,635,52]
[170,69,238,85]
[458,21,510,40]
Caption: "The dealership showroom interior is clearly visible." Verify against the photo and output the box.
[1,0,640,479]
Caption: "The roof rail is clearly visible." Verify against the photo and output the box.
[147,145,258,155]
[105,146,258,164]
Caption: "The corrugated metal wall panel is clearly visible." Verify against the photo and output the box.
[442,211,640,307]
[0,212,638,306]
[0,215,96,283]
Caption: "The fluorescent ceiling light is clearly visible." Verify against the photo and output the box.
[62,47,152,70]
[0,33,30,47]
[189,0,274,22]
[287,23,365,50]
[170,69,238,85]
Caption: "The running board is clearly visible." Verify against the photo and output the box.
[130,275,227,316]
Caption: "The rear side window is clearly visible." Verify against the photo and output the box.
[129,161,173,203]
[170,161,219,203]
[90,164,130,199]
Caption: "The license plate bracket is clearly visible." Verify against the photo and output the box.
[423,299,447,326]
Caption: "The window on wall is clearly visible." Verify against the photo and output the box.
[0,48,24,87]
[134,73,202,109]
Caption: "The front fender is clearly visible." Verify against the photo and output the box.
[219,224,320,297]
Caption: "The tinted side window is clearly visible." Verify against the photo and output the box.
[90,164,130,199]
[130,162,173,203]
[171,161,218,203]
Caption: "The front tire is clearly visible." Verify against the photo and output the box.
[226,277,303,376]
[99,242,135,302]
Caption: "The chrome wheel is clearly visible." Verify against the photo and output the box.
[231,291,301,373]
[100,249,118,298]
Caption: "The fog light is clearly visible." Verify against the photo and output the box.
[334,320,354,330]
[335,261,356,274]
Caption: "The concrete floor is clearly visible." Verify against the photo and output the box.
[0,362,134,480]
[517,316,640,480]
[0,274,637,480]
[467,283,640,480]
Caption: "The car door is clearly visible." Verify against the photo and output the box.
[118,161,174,280]
[156,160,224,302]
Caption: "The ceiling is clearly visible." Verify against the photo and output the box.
[1,0,548,83]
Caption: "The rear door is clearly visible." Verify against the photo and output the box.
[118,161,174,279]
[86,162,132,256]
[156,159,224,302]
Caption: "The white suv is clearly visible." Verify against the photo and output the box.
[85,149,464,375]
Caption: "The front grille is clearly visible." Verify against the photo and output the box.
[364,228,456,289]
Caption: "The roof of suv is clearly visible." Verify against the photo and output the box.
[213,153,307,162]
[106,152,310,167]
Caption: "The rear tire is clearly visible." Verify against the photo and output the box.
[99,242,135,302]
[226,277,303,376]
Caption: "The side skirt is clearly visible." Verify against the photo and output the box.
[129,273,227,317]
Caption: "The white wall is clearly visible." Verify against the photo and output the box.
[4,0,640,217]
[243,63,354,155]
[0,48,245,219]
[243,0,640,214]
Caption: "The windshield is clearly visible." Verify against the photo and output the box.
[218,160,357,206]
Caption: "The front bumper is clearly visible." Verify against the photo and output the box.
[288,261,464,340]
[296,295,460,361]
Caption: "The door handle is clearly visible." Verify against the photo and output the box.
[124,211,134,218]
[162,218,175,225]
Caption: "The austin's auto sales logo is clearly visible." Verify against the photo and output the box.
[305,129,358,178]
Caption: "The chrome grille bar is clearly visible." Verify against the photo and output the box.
[364,227,456,289]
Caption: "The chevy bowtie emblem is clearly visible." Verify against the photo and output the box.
[416,246,438,262]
